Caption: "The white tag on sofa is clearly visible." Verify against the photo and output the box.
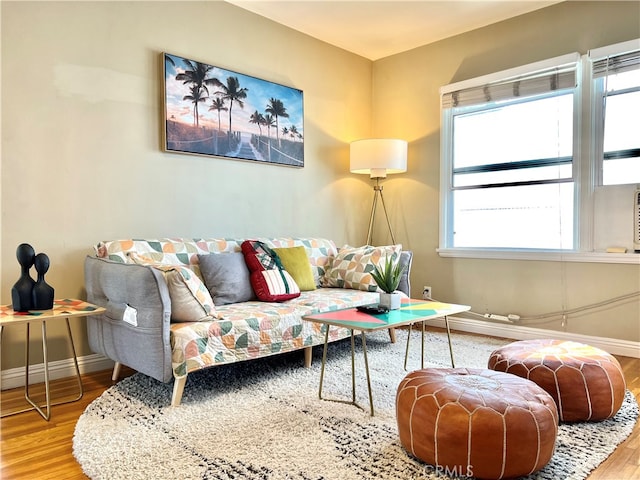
[123,304,138,326]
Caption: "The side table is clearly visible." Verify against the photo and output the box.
[0,299,105,421]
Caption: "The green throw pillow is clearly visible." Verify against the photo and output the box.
[273,246,316,291]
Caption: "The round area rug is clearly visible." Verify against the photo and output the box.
[73,330,638,480]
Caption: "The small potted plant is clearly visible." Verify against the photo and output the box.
[371,255,406,310]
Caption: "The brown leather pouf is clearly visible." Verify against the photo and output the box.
[488,339,626,422]
[396,368,558,480]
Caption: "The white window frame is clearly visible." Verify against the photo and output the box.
[438,50,640,265]
[589,39,640,187]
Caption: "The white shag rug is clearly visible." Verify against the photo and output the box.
[73,329,638,480]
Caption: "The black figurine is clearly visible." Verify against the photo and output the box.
[32,252,54,310]
[11,243,36,312]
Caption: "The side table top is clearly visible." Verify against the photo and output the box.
[0,299,105,325]
[303,298,470,332]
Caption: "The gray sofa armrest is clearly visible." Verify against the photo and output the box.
[398,250,413,297]
[84,256,173,383]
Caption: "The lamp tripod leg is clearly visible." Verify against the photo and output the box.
[366,189,379,246]
[378,188,396,244]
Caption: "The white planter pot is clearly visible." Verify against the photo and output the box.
[379,292,402,310]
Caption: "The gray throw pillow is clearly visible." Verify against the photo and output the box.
[198,253,256,305]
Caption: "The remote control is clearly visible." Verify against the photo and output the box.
[356,304,389,315]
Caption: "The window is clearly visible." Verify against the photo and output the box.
[439,42,640,258]
[590,43,640,185]
[440,54,579,250]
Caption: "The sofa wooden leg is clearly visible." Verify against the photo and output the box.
[171,375,187,406]
[304,346,312,368]
[112,362,122,381]
[388,328,396,343]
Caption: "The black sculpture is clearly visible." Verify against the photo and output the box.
[11,243,36,312]
[11,244,55,312]
[32,253,54,310]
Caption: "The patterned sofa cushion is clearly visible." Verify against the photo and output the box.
[95,238,242,281]
[95,237,338,287]
[127,252,217,322]
[322,244,403,292]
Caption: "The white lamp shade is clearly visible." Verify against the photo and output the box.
[350,138,408,178]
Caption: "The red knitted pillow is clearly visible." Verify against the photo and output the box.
[241,240,301,302]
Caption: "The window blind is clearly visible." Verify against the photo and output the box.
[592,50,640,78]
[441,53,579,109]
[589,38,640,77]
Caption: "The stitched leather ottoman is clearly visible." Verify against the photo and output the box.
[488,339,626,422]
[396,368,558,480]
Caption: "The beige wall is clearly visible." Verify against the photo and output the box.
[1,1,639,373]
[372,1,640,341]
[0,1,373,369]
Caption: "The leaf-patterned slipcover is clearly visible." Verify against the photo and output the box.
[171,288,378,377]
[95,238,380,378]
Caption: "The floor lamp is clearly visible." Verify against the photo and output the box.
[350,139,408,245]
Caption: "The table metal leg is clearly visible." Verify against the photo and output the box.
[405,318,455,370]
[64,318,83,402]
[360,332,374,416]
[1,324,38,418]
[318,325,330,400]
[25,321,52,420]
[404,323,412,370]
[318,328,374,415]
[404,321,427,370]
[350,331,356,403]
[444,315,456,367]
[2,317,84,421]
[421,321,426,369]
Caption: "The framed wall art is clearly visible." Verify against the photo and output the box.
[163,52,304,167]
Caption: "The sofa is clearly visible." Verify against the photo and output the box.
[84,237,413,406]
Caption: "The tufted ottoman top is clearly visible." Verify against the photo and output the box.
[488,339,626,422]
[396,368,558,480]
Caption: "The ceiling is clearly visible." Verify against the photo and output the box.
[225,1,562,61]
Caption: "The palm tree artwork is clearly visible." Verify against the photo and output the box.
[249,110,265,137]
[263,114,275,161]
[263,114,275,139]
[214,76,248,152]
[289,125,299,141]
[164,52,304,166]
[208,97,228,154]
[175,60,221,128]
[266,98,289,149]
[183,85,208,127]
[209,97,228,132]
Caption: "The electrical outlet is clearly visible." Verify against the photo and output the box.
[422,286,432,300]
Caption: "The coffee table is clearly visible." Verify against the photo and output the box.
[303,298,470,415]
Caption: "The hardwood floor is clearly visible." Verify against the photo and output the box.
[1,367,135,480]
[1,351,638,479]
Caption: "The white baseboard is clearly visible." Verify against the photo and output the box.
[426,316,640,359]
[1,353,115,391]
[2,320,638,390]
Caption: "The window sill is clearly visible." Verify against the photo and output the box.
[436,248,640,265]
